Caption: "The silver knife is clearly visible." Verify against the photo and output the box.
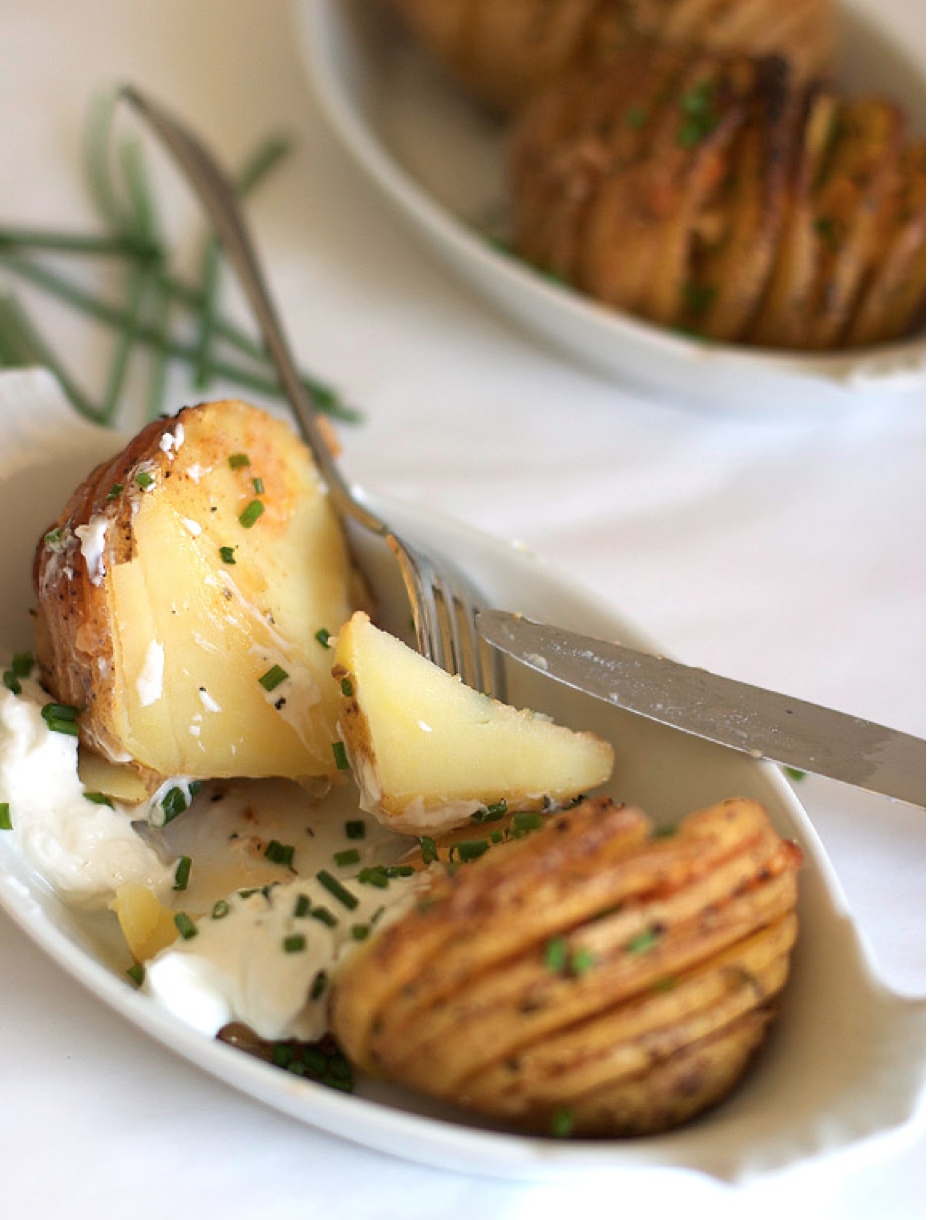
[477,610,926,807]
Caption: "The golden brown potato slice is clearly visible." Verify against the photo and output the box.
[34,400,360,790]
[331,611,614,833]
[331,796,801,1135]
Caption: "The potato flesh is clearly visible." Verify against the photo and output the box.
[335,612,614,827]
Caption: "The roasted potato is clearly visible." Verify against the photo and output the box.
[510,47,926,349]
[331,611,614,833]
[33,400,362,791]
[385,0,835,115]
[331,796,801,1136]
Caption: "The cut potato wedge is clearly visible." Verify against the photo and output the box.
[34,400,361,789]
[331,611,614,833]
[109,882,179,962]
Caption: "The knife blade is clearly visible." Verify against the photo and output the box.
[477,610,925,807]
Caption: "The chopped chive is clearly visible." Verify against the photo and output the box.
[41,702,80,736]
[340,677,353,697]
[44,527,63,547]
[173,855,192,891]
[331,740,349,771]
[490,828,504,844]
[511,811,545,836]
[283,934,306,953]
[570,948,596,976]
[449,838,489,863]
[107,482,124,501]
[309,905,337,928]
[311,970,327,999]
[228,452,250,469]
[350,924,370,941]
[626,927,661,955]
[387,865,414,878]
[219,545,236,564]
[271,1042,294,1067]
[550,1105,575,1138]
[784,767,806,781]
[174,912,197,940]
[314,627,331,648]
[211,899,231,919]
[316,869,358,910]
[252,476,264,495]
[0,803,11,830]
[83,791,114,807]
[419,836,438,866]
[472,800,507,823]
[334,848,360,868]
[11,652,33,678]
[264,839,295,868]
[544,936,567,973]
[358,865,390,889]
[135,470,154,489]
[258,664,288,691]
[2,671,21,695]
[126,962,145,986]
[345,820,365,840]
[160,786,188,824]
[238,499,264,528]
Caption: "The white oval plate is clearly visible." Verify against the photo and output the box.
[294,0,925,414]
[0,370,923,1180]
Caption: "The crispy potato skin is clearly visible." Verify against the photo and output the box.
[385,0,836,115]
[331,796,801,1136]
[510,47,925,349]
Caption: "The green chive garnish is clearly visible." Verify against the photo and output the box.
[544,936,567,973]
[626,927,660,955]
[173,855,192,891]
[160,785,188,824]
[310,906,337,928]
[550,1105,575,1138]
[252,476,264,494]
[135,470,154,489]
[238,499,264,528]
[211,900,231,919]
[570,948,596,976]
[315,628,331,648]
[0,803,11,830]
[264,839,295,868]
[331,740,349,770]
[107,482,124,501]
[340,677,353,697]
[44,528,63,547]
[334,848,360,867]
[41,702,80,735]
[345,820,365,840]
[258,664,288,691]
[311,970,327,999]
[449,839,489,863]
[293,893,311,918]
[351,924,369,941]
[83,791,114,807]
[228,452,250,469]
[358,865,390,888]
[283,934,306,953]
[511,811,545,836]
[219,545,236,564]
[11,652,33,677]
[126,962,145,986]
[419,836,437,865]
[316,869,358,910]
[174,912,197,940]
[2,671,21,695]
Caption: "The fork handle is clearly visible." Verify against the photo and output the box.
[120,85,384,537]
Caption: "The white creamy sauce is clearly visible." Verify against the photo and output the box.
[0,679,174,910]
[159,422,184,457]
[74,516,109,585]
[145,870,426,1042]
[136,641,164,707]
[181,517,202,538]
[198,687,221,713]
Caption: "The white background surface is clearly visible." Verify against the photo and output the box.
[0,1,924,1217]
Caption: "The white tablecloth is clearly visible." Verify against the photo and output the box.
[0,2,924,1217]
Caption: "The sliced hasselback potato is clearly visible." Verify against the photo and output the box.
[384,0,835,115]
[33,399,362,792]
[330,796,802,1136]
[510,46,925,350]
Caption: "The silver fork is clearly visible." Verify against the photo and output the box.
[121,85,502,699]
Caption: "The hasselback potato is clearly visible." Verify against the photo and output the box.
[331,796,801,1136]
[510,47,926,348]
[384,0,836,115]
